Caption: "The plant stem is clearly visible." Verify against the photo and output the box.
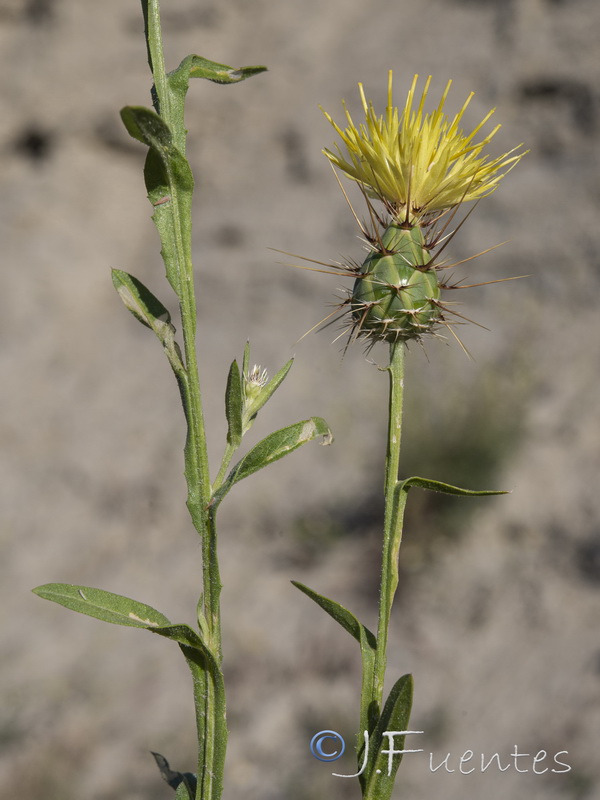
[372,342,407,710]
[144,0,217,644]
[213,442,237,493]
[143,3,225,798]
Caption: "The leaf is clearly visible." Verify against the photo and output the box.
[120,106,193,201]
[112,269,171,332]
[32,584,213,660]
[225,359,243,448]
[363,674,415,800]
[164,56,267,158]
[242,340,251,379]
[293,581,377,738]
[120,106,194,296]
[210,417,333,508]
[399,476,508,497]
[111,269,183,372]
[291,581,376,648]
[32,583,172,629]
[34,583,225,797]
[152,752,197,795]
[170,54,267,87]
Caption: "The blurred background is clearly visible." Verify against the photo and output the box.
[1,0,599,798]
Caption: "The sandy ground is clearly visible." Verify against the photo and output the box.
[1,0,600,798]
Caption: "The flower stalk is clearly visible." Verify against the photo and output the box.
[373,342,406,710]
[292,73,525,800]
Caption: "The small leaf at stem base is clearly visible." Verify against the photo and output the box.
[363,674,414,800]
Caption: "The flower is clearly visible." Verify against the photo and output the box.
[244,364,268,394]
[322,72,525,223]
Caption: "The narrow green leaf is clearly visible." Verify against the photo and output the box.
[293,580,378,740]
[120,106,194,297]
[121,105,171,150]
[400,476,508,497]
[111,269,184,373]
[225,360,243,448]
[112,269,171,332]
[120,106,193,198]
[33,585,214,662]
[32,584,222,701]
[210,417,333,508]
[242,340,251,379]
[32,583,172,629]
[291,581,376,648]
[293,580,377,739]
[152,752,196,796]
[363,674,414,800]
[164,57,267,157]
[34,583,225,794]
[171,54,267,86]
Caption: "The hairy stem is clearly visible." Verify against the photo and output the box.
[372,342,407,710]
[144,2,224,797]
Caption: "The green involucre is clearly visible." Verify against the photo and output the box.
[351,223,441,343]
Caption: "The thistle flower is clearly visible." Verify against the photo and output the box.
[322,72,524,224]
[314,73,526,348]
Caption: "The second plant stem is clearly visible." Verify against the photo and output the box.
[372,342,407,712]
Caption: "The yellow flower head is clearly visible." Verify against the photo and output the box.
[322,72,525,223]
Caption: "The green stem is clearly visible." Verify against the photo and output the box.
[212,442,237,493]
[372,342,407,710]
[142,0,171,119]
[143,3,225,798]
[144,0,215,642]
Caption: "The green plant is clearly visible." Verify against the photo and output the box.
[291,72,525,800]
[31,4,526,799]
[33,3,331,800]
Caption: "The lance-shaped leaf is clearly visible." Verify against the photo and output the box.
[152,752,197,797]
[225,359,243,448]
[171,55,267,86]
[112,269,171,333]
[111,269,184,373]
[210,418,333,508]
[120,106,194,296]
[292,581,376,648]
[362,674,415,800]
[33,585,214,661]
[32,583,172,628]
[164,56,267,155]
[242,340,251,379]
[32,585,224,707]
[399,476,508,497]
[293,581,377,736]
